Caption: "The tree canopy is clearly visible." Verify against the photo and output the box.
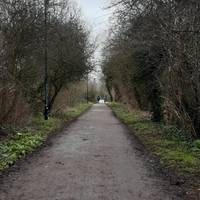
[0,0,94,124]
[102,0,200,136]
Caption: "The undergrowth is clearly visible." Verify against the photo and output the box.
[108,102,200,176]
[0,103,91,170]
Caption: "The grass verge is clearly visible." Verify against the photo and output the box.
[108,102,200,177]
[0,103,92,170]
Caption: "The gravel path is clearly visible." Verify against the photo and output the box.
[0,104,182,200]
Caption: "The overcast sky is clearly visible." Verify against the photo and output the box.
[75,0,111,43]
[74,0,113,80]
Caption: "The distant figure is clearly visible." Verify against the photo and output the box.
[99,99,105,104]
[97,96,100,103]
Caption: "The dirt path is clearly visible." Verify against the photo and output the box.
[0,104,182,200]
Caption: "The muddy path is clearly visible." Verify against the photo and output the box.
[0,104,183,200]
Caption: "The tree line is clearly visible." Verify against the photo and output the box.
[102,0,200,137]
[0,0,93,125]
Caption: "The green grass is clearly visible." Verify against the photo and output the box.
[0,103,92,170]
[108,102,200,176]
[63,103,92,120]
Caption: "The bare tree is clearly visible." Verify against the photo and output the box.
[0,0,94,125]
[102,0,200,136]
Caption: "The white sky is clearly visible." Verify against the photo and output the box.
[74,0,113,80]
[74,0,111,42]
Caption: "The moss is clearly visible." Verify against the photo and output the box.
[108,102,200,176]
[0,103,92,171]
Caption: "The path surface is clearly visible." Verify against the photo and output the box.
[0,104,182,200]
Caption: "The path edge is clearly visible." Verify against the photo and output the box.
[106,104,187,199]
[0,104,93,179]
